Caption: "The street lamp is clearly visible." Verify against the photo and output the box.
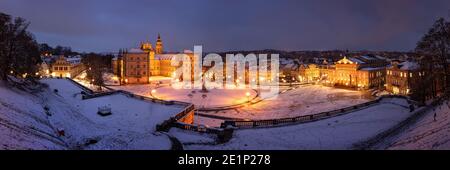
[246,92,251,103]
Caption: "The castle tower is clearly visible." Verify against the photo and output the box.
[140,41,153,52]
[155,33,163,54]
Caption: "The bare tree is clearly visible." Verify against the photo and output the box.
[0,12,41,81]
[414,18,450,100]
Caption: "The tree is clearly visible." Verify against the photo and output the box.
[83,53,112,89]
[0,12,41,81]
[415,18,450,94]
[39,43,53,55]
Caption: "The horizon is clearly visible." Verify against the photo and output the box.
[1,0,449,53]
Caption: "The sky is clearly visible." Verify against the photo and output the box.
[0,0,449,53]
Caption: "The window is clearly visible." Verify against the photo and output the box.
[410,73,412,78]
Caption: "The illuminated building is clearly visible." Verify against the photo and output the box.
[51,55,84,78]
[112,35,196,84]
[300,55,388,89]
[386,60,422,95]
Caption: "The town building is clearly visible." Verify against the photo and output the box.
[299,55,388,89]
[50,55,84,78]
[385,60,422,95]
[112,35,197,84]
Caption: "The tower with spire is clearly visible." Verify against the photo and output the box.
[155,33,163,54]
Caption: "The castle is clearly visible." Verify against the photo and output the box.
[112,34,196,84]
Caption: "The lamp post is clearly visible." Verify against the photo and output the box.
[151,89,157,98]
[246,91,251,104]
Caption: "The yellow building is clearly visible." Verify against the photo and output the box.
[300,55,387,89]
[51,56,84,78]
[113,35,196,84]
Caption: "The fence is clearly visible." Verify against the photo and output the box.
[170,122,234,143]
[220,95,413,129]
[172,122,223,134]
[65,78,94,94]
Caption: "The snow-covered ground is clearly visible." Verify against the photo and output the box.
[197,85,372,126]
[110,84,258,108]
[382,100,450,150]
[37,79,188,149]
[1,78,193,150]
[170,97,417,150]
[73,71,115,91]
[0,82,66,150]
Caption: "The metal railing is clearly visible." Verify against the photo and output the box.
[220,95,412,129]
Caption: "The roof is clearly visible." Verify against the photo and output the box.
[398,61,420,70]
[128,48,145,53]
[360,67,385,71]
[348,57,365,64]
[155,54,176,60]
[360,55,376,60]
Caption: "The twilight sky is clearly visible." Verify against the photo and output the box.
[0,0,449,53]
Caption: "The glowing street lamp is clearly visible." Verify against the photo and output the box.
[245,92,251,103]
[150,89,158,99]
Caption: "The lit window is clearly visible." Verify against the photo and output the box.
[410,73,412,78]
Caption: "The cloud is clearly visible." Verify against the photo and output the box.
[1,0,449,52]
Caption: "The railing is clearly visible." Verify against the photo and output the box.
[65,78,94,94]
[173,104,195,121]
[220,95,413,129]
[172,122,223,134]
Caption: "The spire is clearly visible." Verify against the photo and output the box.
[157,33,162,42]
[155,33,163,54]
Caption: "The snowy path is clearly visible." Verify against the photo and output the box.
[170,98,416,150]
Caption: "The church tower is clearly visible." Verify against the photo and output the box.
[140,41,153,52]
[155,33,163,54]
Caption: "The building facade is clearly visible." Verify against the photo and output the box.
[386,60,424,95]
[51,55,84,78]
[299,55,388,89]
[112,35,196,84]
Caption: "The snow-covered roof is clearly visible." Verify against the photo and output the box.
[348,57,365,64]
[129,48,145,53]
[360,67,385,71]
[66,57,82,65]
[155,54,176,60]
[399,61,420,70]
[360,55,376,60]
[374,55,386,60]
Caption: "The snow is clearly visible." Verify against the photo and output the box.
[383,100,450,149]
[0,82,66,150]
[38,78,187,149]
[110,84,257,109]
[348,57,365,64]
[128,48,144,53]
[171,97,416,150]
[199,85,372,124]
[360,55,376,60]
[399,61,419,70]
[155,54,177,60]
[360,67,385,71]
